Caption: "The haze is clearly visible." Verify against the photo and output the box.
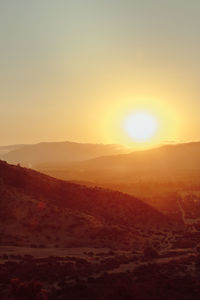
[1,0,200,147]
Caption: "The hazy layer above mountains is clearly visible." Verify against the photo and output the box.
[0,141,128,167]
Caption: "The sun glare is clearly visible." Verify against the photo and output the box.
[124,112,158,142]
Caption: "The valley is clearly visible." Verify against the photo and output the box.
[1,142,200,299]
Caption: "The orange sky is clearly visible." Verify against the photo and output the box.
[1,1,200,148]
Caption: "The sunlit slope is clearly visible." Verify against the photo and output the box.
[0,160,173,248]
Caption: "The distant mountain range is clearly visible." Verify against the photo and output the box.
[2,141,200,180]
[0,141,129,167]
[0,160,173,249]
[35,141,200,182]
[0,144,26,156]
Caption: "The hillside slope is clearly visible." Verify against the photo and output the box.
[0,161,173,249]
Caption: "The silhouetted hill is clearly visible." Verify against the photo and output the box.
[0,160,173,249]
[1,141,128,167]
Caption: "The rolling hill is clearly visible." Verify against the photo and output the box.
[0,144,26,156]
[0,141,128,167]
[35,142,200,219]
[0,160,174,249]
[38,142,200,183]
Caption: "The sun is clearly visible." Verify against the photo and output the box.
[124,111,158,142]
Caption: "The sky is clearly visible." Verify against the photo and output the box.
[1,0,200,147]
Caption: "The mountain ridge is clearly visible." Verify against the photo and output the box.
[1,141,128,166]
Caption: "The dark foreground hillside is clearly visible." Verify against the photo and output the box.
[1,161,200,300]
[0,160,175,249]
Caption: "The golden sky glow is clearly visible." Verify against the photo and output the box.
[0,1,200,148]
[100,96,182,148]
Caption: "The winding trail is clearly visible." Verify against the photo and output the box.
[108,252,195,274]
[176,197,187,224]
[176,197,200,225]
